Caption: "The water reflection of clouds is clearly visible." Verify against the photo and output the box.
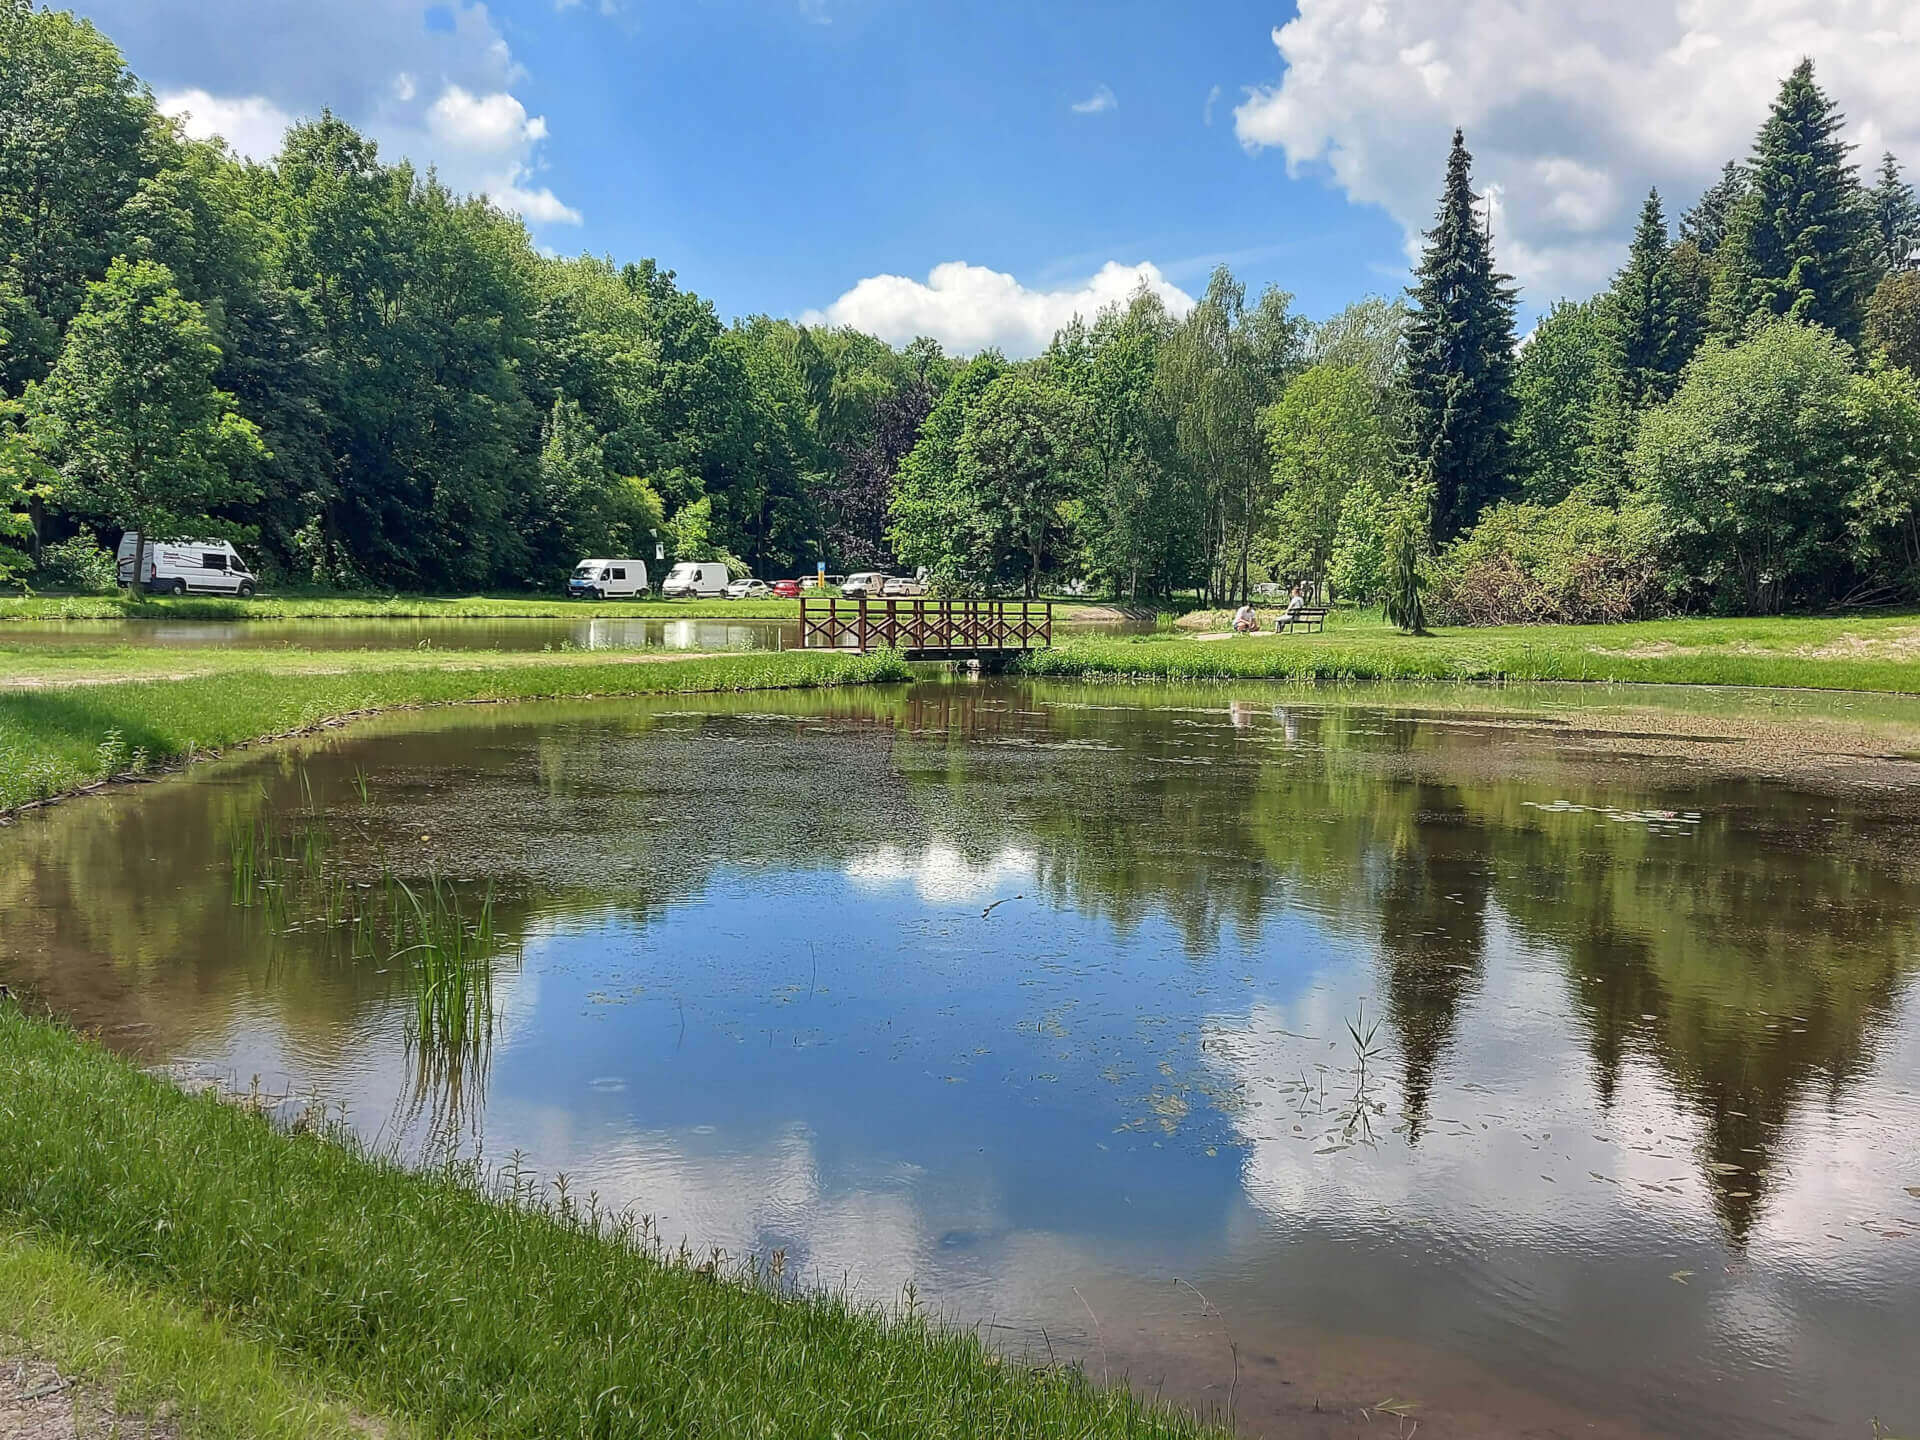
[844,841,1038,905]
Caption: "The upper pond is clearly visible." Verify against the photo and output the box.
[3,678,1917,1439]
[0,609,1146,655]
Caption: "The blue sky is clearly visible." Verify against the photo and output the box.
[73,0,1920,354]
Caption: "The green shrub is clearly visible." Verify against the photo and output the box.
[1427,495,1668,626]
[31,535,119,593]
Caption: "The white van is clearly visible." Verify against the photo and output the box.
[661,561,731,598]
[842,572,887,599]
[567,559,648,599]
[117,536,257,597]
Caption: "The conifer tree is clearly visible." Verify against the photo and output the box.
[1712,60,1875,343]
[1869,152,1920,274]
[1680,161,1746,255]
[1590,191,1692,482]
[1404,129,1519,541]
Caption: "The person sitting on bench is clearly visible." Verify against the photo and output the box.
[1275,586,1305,631]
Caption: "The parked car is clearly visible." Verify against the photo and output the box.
[842,571,887,598]
[116,535,257,596]
[662,561,731,598]
[881,576,927,597]
[771,578,802,598]
[725,577,771,599]
[567,558,648,598]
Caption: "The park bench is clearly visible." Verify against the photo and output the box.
[1275,606,1328,634]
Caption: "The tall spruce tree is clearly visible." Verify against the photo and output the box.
[1679,161,1747,255]
[1404,129,1519,541]
[1712,59,1875,343]
[1590,191,1691,482]
[1869,152,1920,274]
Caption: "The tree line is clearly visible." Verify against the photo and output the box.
[4,0,1919,619]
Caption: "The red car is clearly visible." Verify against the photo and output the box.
[771,578,802,598]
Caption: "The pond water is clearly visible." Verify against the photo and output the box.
[0,615,807,652]
[3,679,1918,1439]
[0,610,1148,655]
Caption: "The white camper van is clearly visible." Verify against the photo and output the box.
[567,559,648,599]
[661,561,731,598]
[117,536,258,596]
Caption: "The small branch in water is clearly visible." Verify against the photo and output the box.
[981,894,1025,919]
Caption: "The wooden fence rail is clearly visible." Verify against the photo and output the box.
[799,597,1052,656]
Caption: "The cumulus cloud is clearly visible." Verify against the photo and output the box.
[802,260,1196,356]
[77,0,580,226]
[157,89,294,163]
[1233,0,1920,301]
[1071,85,1117,116]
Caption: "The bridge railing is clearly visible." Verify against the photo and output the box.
[798,597,1052,654]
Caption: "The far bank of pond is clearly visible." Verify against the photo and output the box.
[3,677,1918,1439]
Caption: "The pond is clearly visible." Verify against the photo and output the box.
[3,679,1917,1439]
[0,610,1150,655]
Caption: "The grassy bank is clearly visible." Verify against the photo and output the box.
[0,1007,1220,1439]
[0,650,909,813]
[1018,612,1920,693]
[0,1229,391,1439]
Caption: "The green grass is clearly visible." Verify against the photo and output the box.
[1018,610,1920,693]
[0,650,910,813]
[0,1229,390,1439]
[0,1007,1224,1440]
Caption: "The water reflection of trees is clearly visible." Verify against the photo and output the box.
[882,686,1920,1240]
[4,682,1918,1240]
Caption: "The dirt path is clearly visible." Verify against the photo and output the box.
[0,1355,173,1440]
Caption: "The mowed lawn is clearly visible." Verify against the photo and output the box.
[1023,608,1920,693]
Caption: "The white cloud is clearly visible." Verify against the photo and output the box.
[1233,0,1920,301]
[802,260,1196,356]
[1203,84,1223,126]
[1071,85,1117,116]
[77,0,581,227]
[156,89,294,163]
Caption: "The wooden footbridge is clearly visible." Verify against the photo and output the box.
[799,597,1052,658]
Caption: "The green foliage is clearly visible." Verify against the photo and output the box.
[1513,299,1604,502]
[1590,191,1696,484]
[955,368,1078,597]
[1263,362,1398,588]
[1383,489,1430,635]
[1866,270,1920,374]
[1405,130,1520,541]
[1841,358,1920,595]
[1868,152,1920,274]
[1630,319,1861,611]
[888,352,1007,588]
[1680,161,1747,256]
[0,0,163,387]
[1047,293,1195,600]
[30,534,118,592]
[0,398,49,581]
[1327,472,1397,605]
[1712,60,1876,344]
[27,257,264,565]
[1157,268,1305,602]
[1428,495,1667,626]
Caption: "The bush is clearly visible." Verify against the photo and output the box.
[1427,496,1668,626]
[32,535,119,593]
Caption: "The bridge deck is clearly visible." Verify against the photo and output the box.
[799,597,1052,656]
